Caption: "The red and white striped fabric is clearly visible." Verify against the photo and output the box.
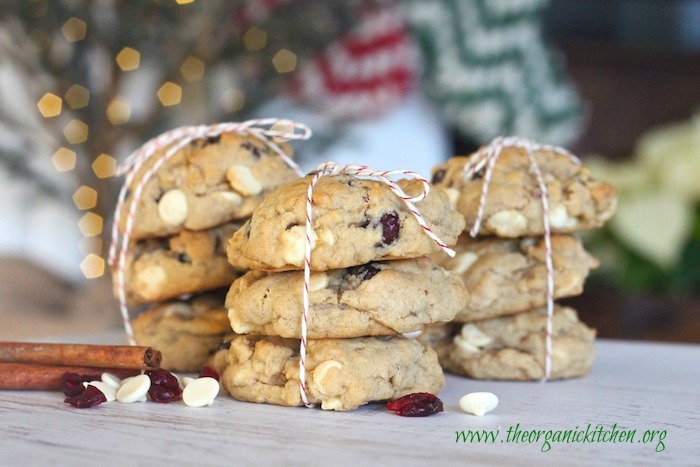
[289,5,419,120]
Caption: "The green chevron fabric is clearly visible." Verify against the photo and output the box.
[403,0,583,146]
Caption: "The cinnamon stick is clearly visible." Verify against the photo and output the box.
[0,342,161,369]
[0,363,139,390]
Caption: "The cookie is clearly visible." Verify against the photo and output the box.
[132,293,233,372]
[219,334,444,411]
[119,132,299,239]
[420,305,596,380]
[435,234,598,321]
[118,222,243,305]
[431,148,617,237]
[227,174,465,271]
[226,257,467,338]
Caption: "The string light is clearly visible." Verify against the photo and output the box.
[106,97,131,124]
[92,154,117,178]
[78,212,103,237]
[37,93,62,117]
[51,147,76,172]
[72,186,98,210]
[272,49,297,73]
[61,17,86,42]
[63,119,89,144]
[157,82,182,106]
[65,84,89,109]
[80,254,105,279]
[180,56,205,82]
[116,47,141,71]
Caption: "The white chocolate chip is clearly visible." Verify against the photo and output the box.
[182,377,220,407]
[548,205,577,229]
[157,189,188,226]
[443,188,460,209]
[459,392,499,417]
[309,272,329,292]
[217,191,243,206]
[229,310,253,334]
[320,397,344,411]
[459,324,493,348]
[486,210,527,236]
[116,374,151,403]
[181,376,195,388]
[226,165,263,196]
[402,330,423,339]
[101,372,122,390]
[164,303,194,318]
[450,252,479,274]
[86,381,117,402]
[135,265,167,301]
[280,226,316,267]
[453,336,480,354]
[312,360,343,389]
[562,307,578,323]
[318,228,335,246]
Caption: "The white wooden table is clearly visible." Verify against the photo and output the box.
[0,335,698,466]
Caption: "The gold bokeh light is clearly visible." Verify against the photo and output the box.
[78,212,103,237]
[106,98,131,124]
[220,88,245,113]
[37,93,62,118]
[73,186,98,210]
[116,47,141,71]
[51,147,76,172]
[243,27,267,51]
[65,84,89,109]
[157,82,182,106]
[62,17,87,42]
[63,119,89,144]
[180,56,205,82]
[92,153,117,179]
[80,254,105,279]
[272,49,297,74]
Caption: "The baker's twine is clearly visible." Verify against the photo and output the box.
[108,119,311,345]
[298,162,456,407]
[462,136,580,381]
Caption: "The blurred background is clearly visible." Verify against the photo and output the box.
[0,0,698,342]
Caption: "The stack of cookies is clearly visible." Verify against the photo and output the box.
[114,132,299,371]
[216,173,467,410]
[421,145,617,380]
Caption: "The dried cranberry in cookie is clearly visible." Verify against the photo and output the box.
[119,132,299,240]
[225,257,467,339]
[431,147,617,237]
[227,174,465,271]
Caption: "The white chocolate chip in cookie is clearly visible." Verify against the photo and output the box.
[443,188,460,210]
[309,272,329,292]
[548,204,577,230]
[157,189,188,226]
[450,252,479,274]
[228,309,253,334]
[226,165,263,196]
[216,191,243,206]
[454,324,492,353]
[164,303,194,318]
[312,360,343,393]
[486,210,527,236]
[318,228,336,246]
[280,226,316,267]
[135,264,167,301]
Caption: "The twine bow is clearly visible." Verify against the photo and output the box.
[298,162,456,407]
[463,136,580,381]
[108,119,311,345]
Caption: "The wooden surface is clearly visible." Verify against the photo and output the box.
[0,334,698,465]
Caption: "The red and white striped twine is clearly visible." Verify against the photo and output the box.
[108,119,311,345]
[299,162,456,407]
[463,136,580,381]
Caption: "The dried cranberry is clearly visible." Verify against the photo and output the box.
[61,372,100,397]
[386,393,443,417]
[472,167,485,180]
[146,369,180,389]
[215,340,232,352]
[349,264,380,281]
[176,253,191,263]
[148,385,182,403]
[64,385,107,408]
[379,212,400,245]
[241,141,262,158]
[198,365,220,381]
[431,169,446,184]
[203,135,221,146]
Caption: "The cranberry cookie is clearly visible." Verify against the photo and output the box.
[132,293,233,372]
[420,305,596,380]
[118,222,243,305]
[435,234,598,321]
[226,257,467,338]
[227,174,465,271]
[119,132,299,240]
[219,334,444,411]
[431,148,617,237]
